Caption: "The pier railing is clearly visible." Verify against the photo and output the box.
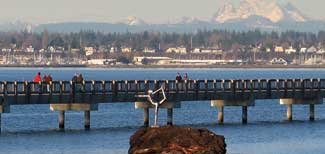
[0,79,324,105]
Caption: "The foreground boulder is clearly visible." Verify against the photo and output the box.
[129,126,226,154]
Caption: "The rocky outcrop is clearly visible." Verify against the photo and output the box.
[129,126,226,154]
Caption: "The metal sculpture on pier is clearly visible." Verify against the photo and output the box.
[136,86,167,127]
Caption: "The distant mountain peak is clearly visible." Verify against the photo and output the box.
[121,16,147,26]
[168,16,203,25]
[213,0,308,23]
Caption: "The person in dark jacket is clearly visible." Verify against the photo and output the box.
[176,73,182,82]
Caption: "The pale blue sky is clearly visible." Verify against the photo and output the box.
[0,0,324,24]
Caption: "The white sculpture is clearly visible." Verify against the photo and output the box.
[136,86,167,127]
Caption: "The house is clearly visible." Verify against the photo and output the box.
[39,49,45,53]
[84,47,95,56]
[26,46,34,52]
[300,47,307,53]
[87,59,117,65]
[270,58,288,65]
[192,48,201,53]
[307,46,317,53]
[48,46,55,52]
[1,48,11,52]
[13,49,23,52]
[133,56,172,65]
[316,49,325,54]
[122,47,132,53]
[166,47,187,54]
[71,48,81,53]
[143,48,156,53]
[274,46,284,53]
[110,47,117,53]
[285,46,296,54]
[56,47,65,53]
[191,48,223,54]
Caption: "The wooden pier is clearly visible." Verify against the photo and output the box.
[0,78,324,131]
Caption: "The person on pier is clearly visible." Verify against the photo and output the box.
[73,73,84,92]
[183,73,189,80]
[176,73,182,82]
[33,72,42,91]
[176,73,183,90]
[33,72,42,83]
[45,74,53,92]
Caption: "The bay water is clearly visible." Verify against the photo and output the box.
[1,68,325,154]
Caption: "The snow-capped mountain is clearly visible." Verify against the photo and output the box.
[122,16,147,26]
[168,17,204,25]
[213,0,308,23]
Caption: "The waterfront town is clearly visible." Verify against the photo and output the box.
[1,44,323,67]
[0,30,325,67]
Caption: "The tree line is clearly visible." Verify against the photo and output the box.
[0,29,325,52]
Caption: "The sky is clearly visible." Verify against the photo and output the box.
[0,0,324,24]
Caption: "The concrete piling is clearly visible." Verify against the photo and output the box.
[218,106,224,124]
[287,104,292,121]
[59,111,65,130]
[0,114,1,132]
[310,104,315,121]
[242,106,248,124]
[144,108,149,127]
[84,111,90,130]
[167,108,173,126]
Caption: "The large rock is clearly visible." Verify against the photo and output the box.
[129,126,226,154]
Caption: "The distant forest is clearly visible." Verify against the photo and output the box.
[1,29,325,52]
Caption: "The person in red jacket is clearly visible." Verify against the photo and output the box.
[33,72,42,92]
[33,72,42,82]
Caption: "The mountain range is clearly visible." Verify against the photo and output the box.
[2,0,325,33]
[213,0,307,23]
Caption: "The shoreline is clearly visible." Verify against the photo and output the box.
[1,64,325,69]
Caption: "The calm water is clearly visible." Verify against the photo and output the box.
[1,68,325,154]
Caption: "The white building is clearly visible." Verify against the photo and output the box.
[285,46,296,54]
[122,47,132,53]
[300,47,307,53]
[1,48,11,52]
[166,47,187,54]
[316,49,325,54]
[133,56,172,65]
[307,46,317,53]
[191,48,223,54]
[143,48,156,53]
[87,59,116,65]
[26,46,34,52]
[39,49,45,53]
[110,47,117,53]
[84,47,95,56]
[270,58,288,65]
[274,46,284,53]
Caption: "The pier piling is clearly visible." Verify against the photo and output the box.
[218,106,224,124]
[59,111,65,130]
[242,106,248,124]
[144,108,149,127]
[0,114,1,132]
[287,104,292,121]
[310,104,315,121]
[84,111,90,130]
[167,108,173,126]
